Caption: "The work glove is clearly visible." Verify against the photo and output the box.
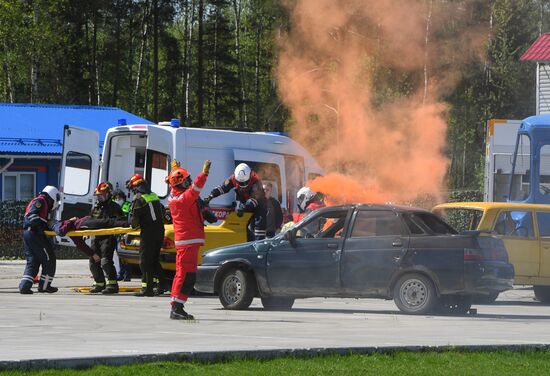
[202,160,211,175]
[170,159,181,170]
[203,195,213,205]
[236,207,244,217]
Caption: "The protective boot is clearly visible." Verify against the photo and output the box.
[102,283,119,294]
[38,275,58,293]
[170,302,194,320]
[89,283,105,294]
[134,288,154,297]
[20,288,33,295]
[38,286,58,293]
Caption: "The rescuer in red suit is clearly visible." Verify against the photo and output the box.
[166,159,211,320]
[293,186,326,222]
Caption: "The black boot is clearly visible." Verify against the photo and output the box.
[89,284,105,294]
[20,289,33,295]
[170,302,194,320]
[38,286,58,293]
[102,284,119,294]
[134,288,154,297]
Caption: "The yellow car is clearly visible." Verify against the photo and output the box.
[117,212,250,272]
[433,202,550,303]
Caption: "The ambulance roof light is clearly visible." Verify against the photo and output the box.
[118,118,127,126]
[171,119,180,128]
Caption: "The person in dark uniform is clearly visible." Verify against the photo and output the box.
[204,163,267,241]
[19,186,60,294]
[126,174,165,297]
[112,189,132,281]
[262,182,283,238]
[88,182,124,294]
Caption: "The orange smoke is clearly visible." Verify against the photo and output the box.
[276,0,485,206]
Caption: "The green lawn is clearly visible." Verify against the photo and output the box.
[2,350,550,376]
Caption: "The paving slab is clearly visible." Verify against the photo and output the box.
[1,260,550,365]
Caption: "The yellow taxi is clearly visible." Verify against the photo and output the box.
[117,212,250,272]
[433,202,550,303]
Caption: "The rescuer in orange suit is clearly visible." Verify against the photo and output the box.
[294,186,325,222]
[166,159,211,320]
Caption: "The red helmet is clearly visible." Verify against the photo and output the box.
[126,174,145,190]
[166,167,190,188]
[94,182,112,195]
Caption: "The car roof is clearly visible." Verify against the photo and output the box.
[318,203,429,213]
[433,202,550,211]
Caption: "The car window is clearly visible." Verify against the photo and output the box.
[493,210,534,238]
[351,210,403,238]
[434,208,483,232]
[537,212,550,237]
[295,210,347,239]
[402,214,426,235]
[410,212,457,235]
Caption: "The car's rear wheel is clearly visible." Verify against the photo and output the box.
[534,285,550,303]
[393,273,438,315]
[261,297,295,311]
[218,268,255,310]
[472,292,499,304]
[437,295,472,315]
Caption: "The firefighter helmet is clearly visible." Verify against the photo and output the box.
[94,182,113,202]
[166,167,190,188]
[126,174,145,190]
[234,163,252,188]
[42,185,61,209]
[297,186,316,212]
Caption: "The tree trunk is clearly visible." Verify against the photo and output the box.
[112,1,122,106]
[31,2,40,103]
[232,0,247,127]
[133,0,150,112]
[153,0,159,122]
[213,6,219,126]
[255,22,262,130]
[180,0,195,127]
[422,0,433,106]
[93,8,100,105]
[196,0,204,127]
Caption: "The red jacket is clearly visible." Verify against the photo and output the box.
[293,200,325,222]
[168,172,208,246]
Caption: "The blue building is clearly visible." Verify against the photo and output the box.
[0,103,152,201]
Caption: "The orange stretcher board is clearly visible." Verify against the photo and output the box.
[44,227,135,237]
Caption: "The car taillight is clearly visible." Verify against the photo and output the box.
[162,237,175,249]
[464,248,484,261]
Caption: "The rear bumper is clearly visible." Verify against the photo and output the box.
[195,265,219,294]
[464,261,514,294]
[117,247,176,271]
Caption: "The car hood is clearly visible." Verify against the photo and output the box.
[204,238,273,258]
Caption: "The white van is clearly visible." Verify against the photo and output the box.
[57,121,323,223]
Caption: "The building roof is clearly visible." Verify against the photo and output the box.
[0,103,152,155]
[521,33,550,61]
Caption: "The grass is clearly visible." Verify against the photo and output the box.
[2,350,550,376]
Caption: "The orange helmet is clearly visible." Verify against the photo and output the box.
[94,182,112,195]
[166,167,190,188]
[126,174,145,190]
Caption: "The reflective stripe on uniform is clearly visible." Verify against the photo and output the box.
[42,248,50,261]
[171,296,187,304]
[192,184,201,192]
[175,239,205,246]
[148,202,157,221]
[22,275,34,282]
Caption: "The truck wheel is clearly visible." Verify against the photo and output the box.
[437,295,472,315]
[472,292,499,304]
[534,285,550,303]
[218,268,255,310]
[261,297,295,311]
[393,273,438,315]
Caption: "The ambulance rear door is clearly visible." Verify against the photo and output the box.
[144,125,173,200]
[233,149,287,208]
[58,125,100,221]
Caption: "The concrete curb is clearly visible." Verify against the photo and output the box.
[2,344,550,370]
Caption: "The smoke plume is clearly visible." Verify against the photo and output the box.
[276,0,485,206]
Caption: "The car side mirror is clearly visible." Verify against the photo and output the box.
[284,228,298,247]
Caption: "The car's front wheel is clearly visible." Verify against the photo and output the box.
[393,273,438,315]
[534,285,550,303]
[218,268,255,310]
[261,297,295,311]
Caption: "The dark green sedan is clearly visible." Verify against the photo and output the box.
[195,204,514,315]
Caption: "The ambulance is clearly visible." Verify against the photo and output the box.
[56,120,323,269]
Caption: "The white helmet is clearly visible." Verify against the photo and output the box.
[42,186,61,209]
[297,186,316,212]
[234,163,252,188]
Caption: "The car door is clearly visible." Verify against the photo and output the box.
[265,207,351,295]
[57,125,100,221]
[340,209,409,295]
[492,209,538,278]
[536,211,550,278]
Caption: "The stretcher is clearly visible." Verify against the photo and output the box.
[44,227,135,237]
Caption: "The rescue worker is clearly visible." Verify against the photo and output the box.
[89,182,124,294]
[19,186,60,294]
[126,174,165,297]
[294,186,325,222]
[204,163,267,241]
[166,159,211,320]
[112,189,132,281]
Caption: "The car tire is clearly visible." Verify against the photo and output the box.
[472,292,499,304]
[218,268,255,310]
[261,297,295,311]
[534,285,550,303]
[437,295,472,315]
[393,273,438,315]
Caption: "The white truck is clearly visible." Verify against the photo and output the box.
[57,120,323,230]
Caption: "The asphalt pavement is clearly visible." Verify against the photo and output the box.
[1,260,550,368]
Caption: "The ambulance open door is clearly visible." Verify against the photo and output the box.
[57,125,100,221]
